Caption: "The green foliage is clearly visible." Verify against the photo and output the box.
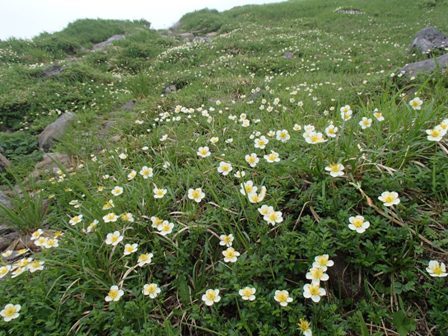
[1,1,448,335]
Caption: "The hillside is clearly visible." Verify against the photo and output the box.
[0,0,447,335]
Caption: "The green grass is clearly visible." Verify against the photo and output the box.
[0,0,447,335]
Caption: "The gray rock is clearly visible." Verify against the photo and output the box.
[0,191,10,208]
[28,152,72,180]
[164,84,177,94]
[335,8,364,15]
[38,112,76,151]
[42,64,64,78]
[400,53,448,76]
[0,153,10,171]
[92,34,125,51]
[411,27,448,54]
[0,231,19,251]
[121,100,136,111]
[283,51,294,60]
[178,32,194,41]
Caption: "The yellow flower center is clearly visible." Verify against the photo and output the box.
[384,195,394,203]
[311,268,324,279]
[206,292,216,301]
[309,285,320,296]
[433,265,443,275]
[330,164,340,172]
[108,289,119,300]
[276,292,288,302]
[241,288,253,296]
[4,306,16,317]
[352,218,364,228]
[298,319,310,332]
[431,129,440,137]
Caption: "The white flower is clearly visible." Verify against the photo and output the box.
[197,146,211,158]
[123,243,138,256]
[143,283,161,298]
[239,287,256,301]
[202,289,221,306]
[137,253,153,267]
[118,153,127,160]
[359,117,372,129]
[348,215,370,233]
[378,191,400,207]
[373,108,384,121]
[217,162,233,176]
[274,290,293,307]
[153,186,167,199]
[276,129,290,142]
[69,214,83,226]
[30,229,44,240]
[254,136,269,149]
[105,285,124,302]
[139,166,153,179]
[306,267,329,284]
[340,105,352,121]
[0,304,21,322]
[111,186,123,196]
[325,124,338,138]
[222,247,240,263]
[303,283,326,303]
[105,231,123,246]
[409,97,423,110]
[312,255,334,271]
[127,170,137,180]
[247,186,267,204]
[245,153,259,167]
[0,265,12,279]
[264,150,280,163]
[188,188,205,203]
[426,125,446,142]
[263,208,283,225]
[219,234,234,247]
[426,260,447,277]
[325,163,344,177]
[27,260,45,273]
[157,221,174,236]
[103,212,118,223]
[240,181,257,196]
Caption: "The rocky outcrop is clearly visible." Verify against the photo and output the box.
[42,64,64,78]
[164,84,177,94]
[0,190,10,208]
[0,153,10,171]
[38,112,76,151]
[400,54,448,76]
[92,34,125,51]
[28,152,72,180]
[411,27,448,54]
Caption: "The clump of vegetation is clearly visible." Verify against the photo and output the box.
[0,0,447,335]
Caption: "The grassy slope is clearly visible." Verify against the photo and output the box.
[0,0,448,335]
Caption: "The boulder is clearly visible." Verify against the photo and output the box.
[164,84,177,94]
[28,152,72,180]
[411,27,448,54]
[0,153,10,171]
[42,64,64,78]
[399,53,448,76]
[92,34,125,51]
[0,190,10,208]
[283,51,294,60]
[38,112,76,151]
[178,32,194,41]
[121,100,136,111]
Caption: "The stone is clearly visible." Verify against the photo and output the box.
[42,64,64,78]
[0,152,10,171]
[92,34,125,51]
[335,7,364,15]
[283,51,294,59]
[38,112,76,151]
[411,27,448,54]
[0,231,19,251]
[164,84,177,94]
[399,53,448,77]
[0,190,10,208]
[28,152,72,180]
[121,100,136,111]
[178,32,194,41]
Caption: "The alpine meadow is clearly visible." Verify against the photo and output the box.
[0,0,447,335]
